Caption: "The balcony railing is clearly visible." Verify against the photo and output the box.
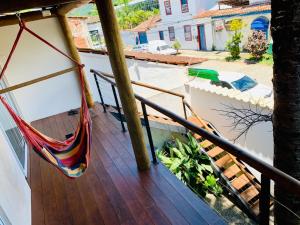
[91,69,300,225]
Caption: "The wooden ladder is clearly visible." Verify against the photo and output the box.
[187,116,269,220]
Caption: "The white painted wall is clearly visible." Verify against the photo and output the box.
[0,18,81,122]
[250,0,270,5]
[80,52,189,116]
[88,22,136,47]
[0,130,31,225]
[212,13,271,51]
[158,0,217,22]
[186,81,273,167]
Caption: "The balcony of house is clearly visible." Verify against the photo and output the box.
[28,103,227,225]
[0,2,299,225]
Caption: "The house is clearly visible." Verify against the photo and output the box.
[132,0,271,51]
[0,1,299,225]
[131,0,219,49]
[194,1,271,51]
[68,16,93,48]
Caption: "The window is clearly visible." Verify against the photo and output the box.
[0,206,12,225]
[181,0,189,13]
[210,80,233,89]
[89,30,101,48]
[168,26,175,41]
[0,79,27,176]
[159,31,164,40]
[164,0,172,15]
[251,16,270,38]
[184,25,192,41]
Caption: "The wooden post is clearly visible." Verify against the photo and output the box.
[56,14,94,108]
[94,0,151,170]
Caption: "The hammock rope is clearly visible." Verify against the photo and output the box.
[0,19,92,178]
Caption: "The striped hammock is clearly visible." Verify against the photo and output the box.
[0,20,92,178]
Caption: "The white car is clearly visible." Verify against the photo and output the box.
[148,40,177,55]
[132,44,149,52]
[206,71,272,98]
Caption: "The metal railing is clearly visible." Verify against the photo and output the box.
[91,69,300,225]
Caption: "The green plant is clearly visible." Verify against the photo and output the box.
[172,39,181,53]
[157,133,223,197]
[245,30,268,59]
[226,19,244,60]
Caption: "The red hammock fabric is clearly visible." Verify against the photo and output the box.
[0,20,92,178]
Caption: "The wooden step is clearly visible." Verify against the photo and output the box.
[232,174,250,190]
[200,140,214,149]
[251,200,260,215]
[215,154,233,168]
[223,164,241,179]
[240,186,259,202]
[207,147,224,158]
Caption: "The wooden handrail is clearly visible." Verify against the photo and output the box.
[92,69,300,196]
[0,66,78,94]
[99,71,185,98]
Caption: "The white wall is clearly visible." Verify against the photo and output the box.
[187,80,274,167]
[0,18,81,122]
[80,52,189,116]
[212,13,271,51]
[158,0,218,22]
[0,130,31,225]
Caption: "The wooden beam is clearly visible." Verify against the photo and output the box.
[0,67,77,94]
[0,0,79,14]
[56,14,94,108]
[94,0,150,170]
[0,10,55,28]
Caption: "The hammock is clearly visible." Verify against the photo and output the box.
[0,20,92,178]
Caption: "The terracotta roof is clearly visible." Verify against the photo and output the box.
[79,48,207,66]
[195,4,271,19]
[130,15,161,32]
[86,15,100,24]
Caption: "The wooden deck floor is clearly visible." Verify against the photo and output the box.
[29,104,226,225]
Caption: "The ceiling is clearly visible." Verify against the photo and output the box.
[0,0,81,14]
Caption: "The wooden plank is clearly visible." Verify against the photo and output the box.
[200,139,214,149]
[240,186,259,202]
[0,67,77,94]
[215,154,233,168]
[223,164,241,179]
[30,103,225,225]
[207,147,224,158]
[232,174,250,190]
[30,121,46,225]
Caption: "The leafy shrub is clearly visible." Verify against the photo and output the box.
[172,40,181,53]
[226,19,244,60]
[157,133,223,197]
[245,30,268,59]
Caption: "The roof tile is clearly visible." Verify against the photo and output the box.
[194,4,271,19]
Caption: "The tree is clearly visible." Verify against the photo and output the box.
[245,30,268,59]
[272,1,300,224]
[226,19,244,60]
[172,39,181,54]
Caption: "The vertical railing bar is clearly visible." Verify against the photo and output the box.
[94,73,106,113]
[111,84,126,132]
[141,102,158,164]
[259,174,271,225]
[182,98,188,120]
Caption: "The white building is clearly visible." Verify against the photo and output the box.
[132,0,218,50]
[132,0,271,51]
